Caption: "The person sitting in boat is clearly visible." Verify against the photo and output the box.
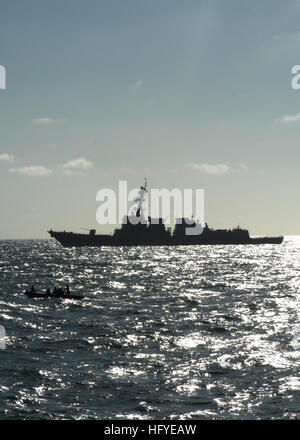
[46,288,51,295]
[30,286,35,293]
[66,284,70,294]
[53,286,57,294]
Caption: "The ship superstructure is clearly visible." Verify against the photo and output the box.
[48,180,284,247]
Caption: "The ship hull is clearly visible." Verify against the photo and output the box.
[48,231,284,247]
[25,291,84,299]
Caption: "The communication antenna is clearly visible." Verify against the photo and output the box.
[143,177,147,192]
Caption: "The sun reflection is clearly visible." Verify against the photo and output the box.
[1,237,300,419]
[278,376,300,393]
[175,334,206,349]
[176,382,200,395]
[107,366,144,379]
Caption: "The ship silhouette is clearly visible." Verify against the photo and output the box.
[48,180,284,247]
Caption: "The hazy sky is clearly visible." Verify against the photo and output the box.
[1,0,300,238]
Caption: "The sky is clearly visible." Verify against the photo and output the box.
[0,0,300,238]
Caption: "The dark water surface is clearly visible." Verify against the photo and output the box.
[0,238,299,419]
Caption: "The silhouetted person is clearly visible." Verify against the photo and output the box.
[30,286,35,293]
[46,288,51,295]
[66,284,70,294]
[53,286,57,294]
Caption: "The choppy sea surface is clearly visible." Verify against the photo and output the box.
[0,237,299,420]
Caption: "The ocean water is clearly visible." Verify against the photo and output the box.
[0,237,299,420]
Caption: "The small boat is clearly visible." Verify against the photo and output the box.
[24,289,84,300]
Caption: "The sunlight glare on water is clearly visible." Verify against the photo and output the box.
[0,237,299,419]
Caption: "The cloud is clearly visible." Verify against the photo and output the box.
[238,163,248,172]
[60,157,94,175]
[185,163,230,175]
[280,113,300,122]
[272,31,300,41]
[131,80,143,90]
[9,165,52,176]
[0,153,14,162]
[62,157,93,170]
[32,117,63,125]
